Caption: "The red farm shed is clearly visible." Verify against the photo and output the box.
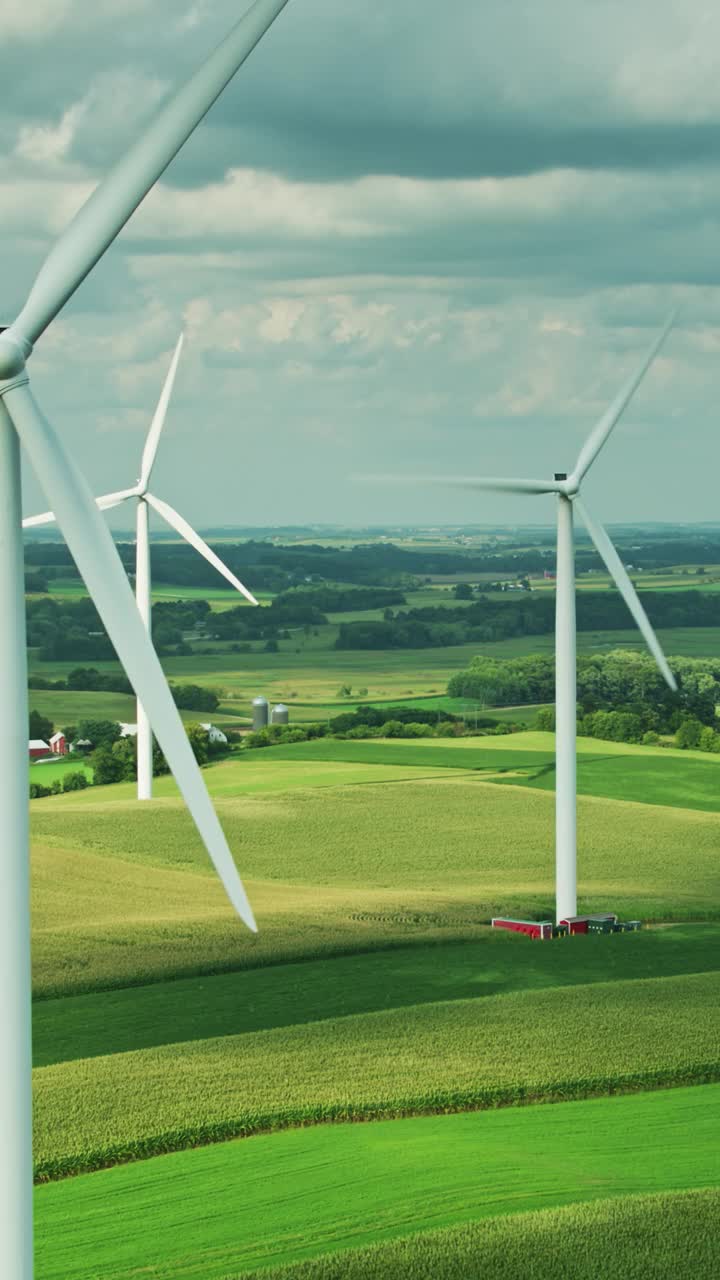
[559,916,590,935]
[492,917,553,940]
[28,739,50,760]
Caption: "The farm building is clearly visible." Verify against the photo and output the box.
[491,918,553,940]
[492,912,640,940]
[200,723,228,745]
[49,731,68,756]
[119,723,138,738]
[28,740,50,760]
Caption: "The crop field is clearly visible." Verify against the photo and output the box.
[31,725,720,1276]
[28,743,720,1003]
[34,1089,720,1277]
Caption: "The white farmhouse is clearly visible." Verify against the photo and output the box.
[200,723,228,745]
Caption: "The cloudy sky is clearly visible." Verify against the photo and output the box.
[3,0,718,528]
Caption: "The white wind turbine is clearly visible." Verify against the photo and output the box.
[23,332,258,801]
[0,2,293,1277]
[378,317,677,925]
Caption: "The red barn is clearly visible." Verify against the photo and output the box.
[28,739,50,760]
[492,917,553,940]
[49,731,68,756]
[559,915,590,935]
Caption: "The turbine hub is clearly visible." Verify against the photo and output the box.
[554,472,567,481]
[0,328,31,381]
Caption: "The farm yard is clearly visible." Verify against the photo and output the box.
[31,728,720,1276]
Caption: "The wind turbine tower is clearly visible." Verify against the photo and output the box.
[381,316,677,922]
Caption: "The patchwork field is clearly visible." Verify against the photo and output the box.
[31,733,720,1277]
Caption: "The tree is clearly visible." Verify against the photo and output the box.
[170,684,219,712]
[62,771,88,792]
[111,737,138,781]
[186,723,209,765]
[29,709,53,742]
[675,718,703,750]
[699,726,719,753]
[536,708,555,732]
[77,719,122,750]
[91,746,125,786]
[454,583,473,600]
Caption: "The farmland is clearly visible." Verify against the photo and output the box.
[26,534,720,1278]
[28,741,720,1011]
[34,1089,720,1277]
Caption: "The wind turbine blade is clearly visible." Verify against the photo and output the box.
[139,334,184,490]
[9,0,292,348]
[97,488,138,512]
[574,496,677,691]
[4,379,257,931]
[23,487,136,528]
[363,474,562,495]
[145,493,258,605]
[571,313,675,485]
[22,509,57,529]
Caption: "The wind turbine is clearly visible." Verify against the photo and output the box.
[23,332,258,801]
[0,2,293,1276]
[375,317,677,925]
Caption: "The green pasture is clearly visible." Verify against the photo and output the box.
[34,1087,720,1277]
[29,689,136,726]
[263,1189,719,1280]
[28,688,246,735]
[252,731,720,813]
[29,759,93,788]
[33,926,720,1067]
[29,746,720,995]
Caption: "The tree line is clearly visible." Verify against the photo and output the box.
[449,650,720,738]
[336,590,720,650]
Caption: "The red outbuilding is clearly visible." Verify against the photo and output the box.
[559,915,590,935]
[492,917,553,940]
[49,731,68,756]
[28,739,50,760]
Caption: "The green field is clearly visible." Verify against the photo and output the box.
[33,926,720,1067]
[28,626,720,727]
[35,1088,720,1277]
[249,731,720,813]
[263,1189,719,1279]
[29,759,93,787]
[30,717,720,1276]
[29,739,720,998]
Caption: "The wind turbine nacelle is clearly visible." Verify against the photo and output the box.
[0,329,30,380]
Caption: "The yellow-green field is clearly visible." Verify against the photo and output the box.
[31,733,720,1277]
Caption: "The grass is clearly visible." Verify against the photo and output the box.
[260,1189,720,1279]
[247,732,720,812]
[29,759,93,787]
[29,757,720,996]
[33,926,720,1067]
[34,1088,720,1276]
[32,972,720,1178]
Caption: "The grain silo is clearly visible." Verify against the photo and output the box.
[271,703,289,725]
[252,696,269,730]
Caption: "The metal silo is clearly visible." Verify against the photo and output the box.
[252,696,269,730]
[271,703,289,725]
